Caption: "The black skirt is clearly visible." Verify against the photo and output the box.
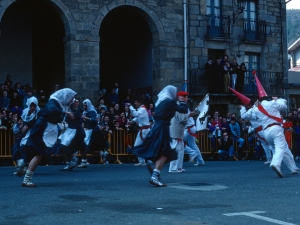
[127,122,177,163]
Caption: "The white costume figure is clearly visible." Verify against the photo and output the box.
[252,98,298,177]
[129,101,151,166]
[169,92,189,173]
[240,106,273,164]
[184,110,205,166]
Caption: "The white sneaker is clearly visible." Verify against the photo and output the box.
[295,156,299,160]
[134,163,146,166]
[264,159,271,165]
[271,165,283,178]
[149,177,167,187]
[291,169,298,175]
[194,161,205,166]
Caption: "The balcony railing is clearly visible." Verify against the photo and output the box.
[188,69,284,96]
[206,14,230,38]
[243,19,266,42]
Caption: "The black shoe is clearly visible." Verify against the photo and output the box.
[228,156,234,161]
[60,166,73,171]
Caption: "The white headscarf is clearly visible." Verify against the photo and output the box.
[155,85,177,107]
[49,88,76,111]
[83,99,97,114]
[21,96,40,122]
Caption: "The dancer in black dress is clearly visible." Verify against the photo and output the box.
[12,97,40,176]
[128,85,188,187]
[58,99,85,171]
[21,88,76,187]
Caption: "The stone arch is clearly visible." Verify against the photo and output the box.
[92,1,165,44]
[0,0,76,36]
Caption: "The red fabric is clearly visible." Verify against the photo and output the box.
[139,126,151,141]
[257,104,283,123]
[187,125,198,138]
[283,121,293,148]
[255,126,268,145]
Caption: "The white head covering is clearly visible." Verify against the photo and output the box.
[21,96,40,122]
[49,88,76,111]
[155,85,177,107]
[82,99,97,114]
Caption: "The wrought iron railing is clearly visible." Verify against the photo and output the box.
[206,14,230,38]
[243,19,266,41]
[188,69,284,96]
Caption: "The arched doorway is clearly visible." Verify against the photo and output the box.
[0,0,65,95]
[100,6,153,95]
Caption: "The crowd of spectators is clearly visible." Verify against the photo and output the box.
[206,109,300,161]
[205,55,247,94]
[0,75,155,131]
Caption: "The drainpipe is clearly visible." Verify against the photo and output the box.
[183,0,188,91]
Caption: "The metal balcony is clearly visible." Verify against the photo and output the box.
[243,19,266,42]
[188,69,284,96]
[206,14,230,38]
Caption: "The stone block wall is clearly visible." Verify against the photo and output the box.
[0,0,288,103]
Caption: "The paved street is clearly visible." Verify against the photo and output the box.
[0,160,300,225]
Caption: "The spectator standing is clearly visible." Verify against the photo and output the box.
[0,90,10,110]
[4,74,13,86]
[223,61,232,93]
[283,117,293,149]
[107,88,119,106]
[237,63,246,93]
[10,90,23,115]
[23,89,33,109]
[0,111,9,129]
[213,57,223,93]
[205,57,214,93]
[38,90,48,110]
[230,58,239,90]
[13,82,26,100]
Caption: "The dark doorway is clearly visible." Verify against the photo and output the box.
[100,6,153,92]
[0,0,65,95]
[208,49,226,61]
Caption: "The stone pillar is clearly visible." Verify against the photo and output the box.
[64,35,100,103]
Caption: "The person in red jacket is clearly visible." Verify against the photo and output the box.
[283,117,293,149]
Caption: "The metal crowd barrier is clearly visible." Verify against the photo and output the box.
[0,129,14,161]
[0,128,293,165]
[109,129,137,164]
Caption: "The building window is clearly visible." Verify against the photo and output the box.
[206,0,221,15]
[244,53,259,72]
[206,0,230,38]
[243,53,260,93]
[242,0,266,41]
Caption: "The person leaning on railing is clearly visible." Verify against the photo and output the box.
[217,132,235,161]
[0,110,9,130]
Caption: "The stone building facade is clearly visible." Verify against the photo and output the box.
[0,0,288,112]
